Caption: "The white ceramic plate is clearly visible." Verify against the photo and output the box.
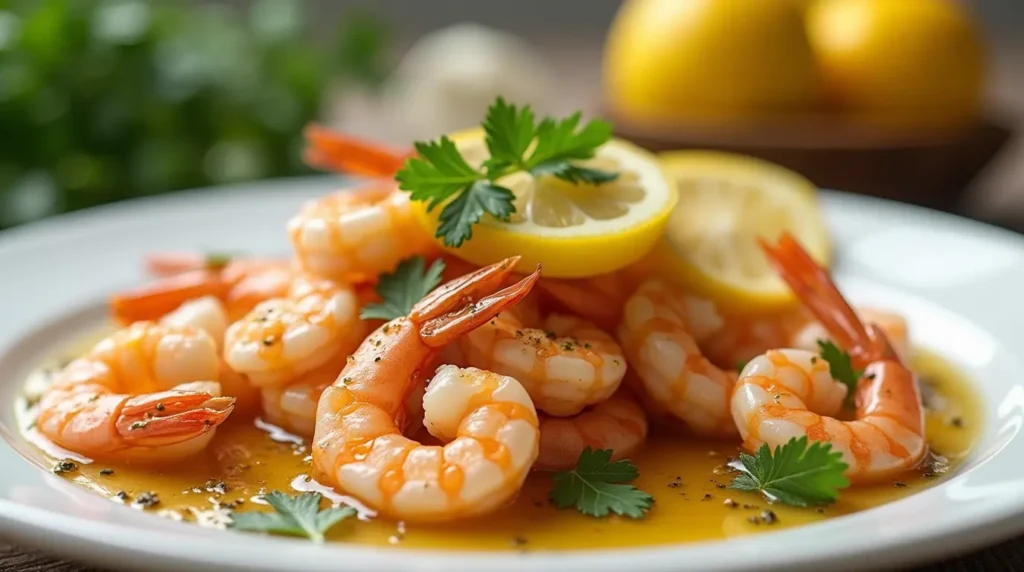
[1,178,1023,572]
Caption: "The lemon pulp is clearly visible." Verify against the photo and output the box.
[649,151,830,312]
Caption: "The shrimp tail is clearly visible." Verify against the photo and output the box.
[116,390,235,446]
[414,257,541,347]
[109,270,229,325]
[303,123,412,177]
[759,233,889,365]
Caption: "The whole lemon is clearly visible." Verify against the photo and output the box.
[807,0,986,127]
[603,0,821,125]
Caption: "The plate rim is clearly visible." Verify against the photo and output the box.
[1,178,1023,572]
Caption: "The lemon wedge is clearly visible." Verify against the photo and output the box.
[413,128,677,278]
[647,151,830,312]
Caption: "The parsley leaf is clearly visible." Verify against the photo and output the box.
[435,181,515,247]
[228,491,355,543]
[730,436,850,507]
[482,97,535,175]
[396,97,619,247]
[549,447,653,519]
[360,256,446,321]
[397,137,482,210]
[204,252,234,269]
[817,339,864,406]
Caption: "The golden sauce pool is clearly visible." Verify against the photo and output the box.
[16,348,981,551]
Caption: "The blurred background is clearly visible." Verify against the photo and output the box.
[1,0,1022,231]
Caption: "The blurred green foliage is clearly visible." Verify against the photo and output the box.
[0,0,388,228]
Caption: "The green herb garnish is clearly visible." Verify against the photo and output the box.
[549,447,653,519]
[396,97,617,247]
[730,436,850,507]
[359,256,445,321]
[817,339,864,406]
[228,491,355,543]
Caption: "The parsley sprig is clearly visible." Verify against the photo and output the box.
[817,339,864,407]
[396,97,618,247]
[730,436,850,507]
[360,256,445,321]
[549,447,653,519]
[228,491,355,543]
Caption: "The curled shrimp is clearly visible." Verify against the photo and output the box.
[289,126,437,283]
[224,273,368,387]
[535,389,648,471]
[312,257,541,521]
[110,255,294,324]
[159,296,261,416]
[617,280,739,436]
[459,294,627,417]
[731,234,926,482]
[36,322,235,461]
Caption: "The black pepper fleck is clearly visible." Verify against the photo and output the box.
[894,481,908,488]
[815,507,826,514]
[950,417,964,428]
[667,477,682,488]
[374,356,382,363]
[133,492,160,509]
[155,403,165,412]
[701,494,713,501]
[52,459,78,475]
[99,468,114,476]
[759,510,778,524]
[262,337,275,347]
[511,536,528,548]
[747,516,762,525]
[114,491,130,501]
[723,498,738,508]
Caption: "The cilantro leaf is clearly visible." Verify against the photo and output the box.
[228,491,355,543]
[817,339,864,406]
[550,447,653,519]
[396,137,481,210]
[482,97,535,175]
[360,256,446,321]
[436,181,515,247]
[730,436,850,507]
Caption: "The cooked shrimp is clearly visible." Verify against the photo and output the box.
[731,234,926,482]
[224,273,367,387]
[535,389,648,470]
[791,307,911,364]
[36,322,235,461]
[289,125,437,283]
[459,294,627,417]
[618,280,739,436]
[110,256,295,324]
[160,296,261,416]
[312,257,541,521]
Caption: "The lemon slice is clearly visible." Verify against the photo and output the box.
[648,151,830,312]
[413,128,677,278]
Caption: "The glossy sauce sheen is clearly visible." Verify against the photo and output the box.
[20,350,981,551]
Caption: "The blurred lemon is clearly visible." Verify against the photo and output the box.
[603,0,821,124]
[807,0,986,127]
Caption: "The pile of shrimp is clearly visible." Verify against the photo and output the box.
[36,126,926,523]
